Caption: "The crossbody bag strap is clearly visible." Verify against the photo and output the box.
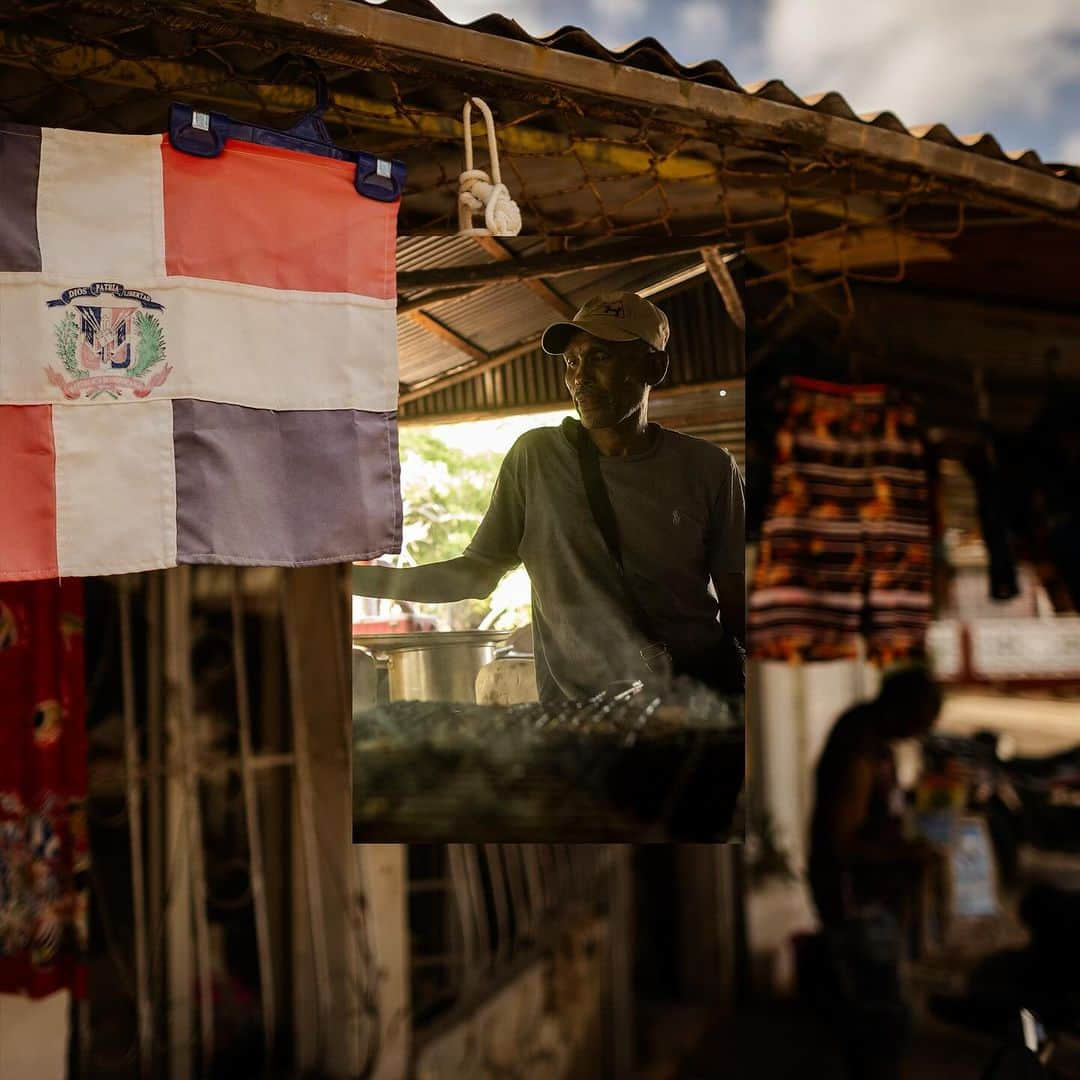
[563,417,665,653]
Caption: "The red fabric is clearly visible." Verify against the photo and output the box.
[788,375,888,397]
[0,578,88,998]
[161,136,397,298]
[0,405,58,580]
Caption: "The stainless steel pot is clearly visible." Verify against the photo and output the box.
[352,630,511,707]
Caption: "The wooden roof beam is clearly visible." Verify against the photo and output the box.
[397,235,739,290]
[406,310,488,363]
[469,237,577,318]
[400,334,543,403]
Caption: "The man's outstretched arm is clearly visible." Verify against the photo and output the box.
[352,555,508,604]
[356,436,525,604]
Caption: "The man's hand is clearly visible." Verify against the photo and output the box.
[351,555,509,603]
[712,571,746,648]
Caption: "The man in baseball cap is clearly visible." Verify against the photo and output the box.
[354,289,745,708]
[540,292,673,453]
[540,290,671,356]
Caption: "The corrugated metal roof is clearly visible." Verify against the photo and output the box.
[396,318,473,386]
[423,281,554,354]
[363,0,1079,186]
[394,236,717,388]
[649,384,745,468]
[400,271,744,420]
[396,235,494,274]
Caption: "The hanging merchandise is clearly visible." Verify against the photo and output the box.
[0,76,407,582]
[457,97,522,237]
[962,368,1020,603]
[1019,388,1080,613]
[0,579,88,997]
[749,376,933,664]
[964,384,1080,614]
[964,428,1021,602]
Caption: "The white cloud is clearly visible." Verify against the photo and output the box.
[587,0,648,20]
[580,0,650,53]
[679,0,729,39]
[416,0,649,44]
[656,1,755,69]
[424,0,550,32]
[762,0,1080,130]
[1059,131,1080,163]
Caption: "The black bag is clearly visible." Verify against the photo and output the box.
[565,417,745,695]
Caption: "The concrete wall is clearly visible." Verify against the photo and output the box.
[750,659,880,872]
[414,914,613,1080]
[0,991,70,1080]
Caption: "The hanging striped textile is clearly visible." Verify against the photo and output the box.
[0,123,403,580]
[749,376,933,664]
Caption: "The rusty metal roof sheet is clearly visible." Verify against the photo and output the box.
[4,0,1076,240]
[365,0,1079,186]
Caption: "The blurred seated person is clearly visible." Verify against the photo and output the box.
[809,665,944,927]
[806,665,944,1080]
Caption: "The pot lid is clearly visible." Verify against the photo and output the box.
[352,629,511,651]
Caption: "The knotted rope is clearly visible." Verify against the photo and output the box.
[458,97,522,237]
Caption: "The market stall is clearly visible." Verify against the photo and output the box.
[2,1,1078,1078]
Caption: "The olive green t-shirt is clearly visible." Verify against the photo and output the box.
[465,423,744,702]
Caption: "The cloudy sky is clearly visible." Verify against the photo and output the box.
[424,0,1080,163]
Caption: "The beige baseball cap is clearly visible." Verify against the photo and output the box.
[540,291,670,355]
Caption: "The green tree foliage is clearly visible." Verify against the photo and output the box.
[392,430,531,630]
[397,430,502,566]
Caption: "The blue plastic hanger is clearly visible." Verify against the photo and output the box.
[169,55,406,203]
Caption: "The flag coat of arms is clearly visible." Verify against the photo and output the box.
[0,122,403,580]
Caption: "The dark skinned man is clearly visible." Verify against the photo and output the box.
[352,291,745,703]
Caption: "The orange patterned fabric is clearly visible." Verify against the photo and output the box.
[749,377,932,664]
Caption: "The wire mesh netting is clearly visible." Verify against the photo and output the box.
[3,0,1078,332]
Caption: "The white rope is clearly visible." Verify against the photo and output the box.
[459,97,522,237]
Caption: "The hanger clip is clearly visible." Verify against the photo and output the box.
[169,103,227,157]
[355,153,407,202]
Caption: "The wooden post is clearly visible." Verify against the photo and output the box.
[607,846,635,1080]
[163,569,193,1080]
[119,582,153,1077]
[230,569,276,1070]
[175,566,216,1077]
[145,573,165,1063]
[281,570,334,1071]
[356,845,411,1080]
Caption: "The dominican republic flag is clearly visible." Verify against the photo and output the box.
[0,122,402,581]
